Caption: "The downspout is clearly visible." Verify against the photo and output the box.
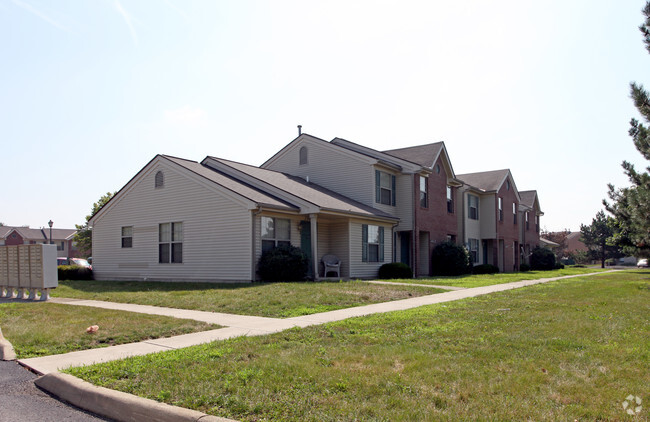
[412,174,417,273]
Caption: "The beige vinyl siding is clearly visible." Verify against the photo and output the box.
[92,162,253,282]
[263,139,376,208]
[348,220,393,279]
[480,196,497,239]
[252,212,302,277]
[373,171,411,227]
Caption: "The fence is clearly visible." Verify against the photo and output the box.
[0,244,58,300]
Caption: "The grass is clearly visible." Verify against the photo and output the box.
[391,266,609,288]
[52,280,444,318]
[0,302,219,358]
[65,270,649,421]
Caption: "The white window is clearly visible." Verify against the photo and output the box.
[447,186,454,213]
[261,217,291,253]
[525,212,530,230]
[513,202,517,224]
[468,194,479,220]
[57,241,65,251]
[375,170,395,206]
[498,197,503,221]
[121,226,133,248]
[420,176,428,208]
[468,238,479,263]
[155,171,164,189]
[299,146,308,165]
[362,224,384,262]
[159,222,182,263]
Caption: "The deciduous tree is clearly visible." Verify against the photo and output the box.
[580,211,623,268]
[73,192,114,258]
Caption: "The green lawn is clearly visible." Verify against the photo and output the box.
[66,271,649,421]
[53,280,444,318]
[392,267,609,288]
[0,302,219,358]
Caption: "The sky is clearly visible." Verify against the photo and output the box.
[1,0,649,233]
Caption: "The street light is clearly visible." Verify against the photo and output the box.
[48,220,53,245]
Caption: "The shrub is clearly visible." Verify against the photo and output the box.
[519,263,531,272]
[58,265,93,281]
[530,247,556,271]
[258,245,308,282]
[378,262,413,279]
[554,263,565,270]
[472,264,499,274]
[431,241,471,276]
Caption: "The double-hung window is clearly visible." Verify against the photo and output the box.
[468,238,479,263]
[419,176,428,208]
[447,186,454,213]
[525,212,530,230]
[159,222,183,263]
[535,215,540,233]
[375,170,396,206]
[513,202,517,224]
[498,197,503,221]
[261,216,291,253]
[121,226,133,248]
[468,194,479,220]
[362,224,384,262]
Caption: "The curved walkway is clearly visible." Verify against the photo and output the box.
[19,270,615,375]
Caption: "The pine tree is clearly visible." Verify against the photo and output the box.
[605,2,650,256]
[580,211,622,268]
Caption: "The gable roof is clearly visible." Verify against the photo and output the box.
[330,137,421,172]
[457,169,511,192]
[0,226,75,241]
[382,142,444,168]
[204,157,397,220]
[163,156,294,210]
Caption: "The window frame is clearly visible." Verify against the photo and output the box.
[468,194,479,220]
[155,171,164,189]
[121,226,133,248]
[498,197,503,221]
[447,186,454,213]
[159,222,183,264]
[525,212,530,230]
[468,238,479,263]
[419,176,428,208]
[375,170,396,206]
[261,216,291,253]
[513,202,517,224]
[299,146,308,165]
[362,224,385,263]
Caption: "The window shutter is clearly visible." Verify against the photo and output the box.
[362,224,368,262]
[391,175,396,206]
[375,170,381,203]
[379,226,385,262]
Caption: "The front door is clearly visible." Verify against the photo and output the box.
[400,232,411,267]
[300,221,313,278]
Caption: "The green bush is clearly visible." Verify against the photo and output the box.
[378,262,413,279]
[554,263,565,269]
[530,247,556,271]
[57,265,93,281]
[431,241,471,276]
[519,263,531,272]
[472,264,499,274]
[258,245,309,282]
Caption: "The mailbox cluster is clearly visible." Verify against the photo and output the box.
[0,244,58,300]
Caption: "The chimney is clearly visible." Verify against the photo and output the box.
[297,125,302,136]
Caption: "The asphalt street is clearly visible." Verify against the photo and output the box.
[0,360,109,422]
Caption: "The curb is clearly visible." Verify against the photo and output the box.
[0,327,17,361]
[35,372,237,422]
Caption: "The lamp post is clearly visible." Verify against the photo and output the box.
[48,220,53,245]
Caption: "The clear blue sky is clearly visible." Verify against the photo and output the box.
[1,0,648,232]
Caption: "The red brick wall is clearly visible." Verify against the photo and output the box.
[495,180,520,271]
[5,231,24,246]
[413,157,458,275]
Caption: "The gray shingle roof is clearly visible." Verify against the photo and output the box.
[519,190,538,208]
[163,156,296,210]
[0,226,75,241]
[457,169,510,192]
[207,157,397,220]
[382,142,444,168]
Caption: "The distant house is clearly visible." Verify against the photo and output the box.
[566,232,588,254]
[90,133,545,282]
[0,226,77,257]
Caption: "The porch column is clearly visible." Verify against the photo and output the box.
[310,214,318,279]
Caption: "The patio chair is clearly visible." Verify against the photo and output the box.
[321,254,341,278]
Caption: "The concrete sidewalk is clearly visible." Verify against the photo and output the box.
[18,270,615,375]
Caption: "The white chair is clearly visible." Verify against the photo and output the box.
[321,255,341,278]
